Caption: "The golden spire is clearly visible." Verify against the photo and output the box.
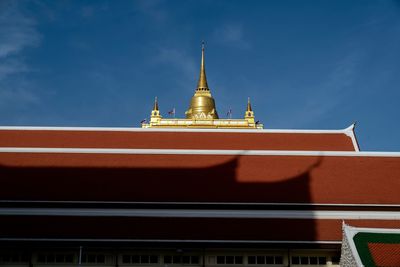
[245,97,255,121]
[185,42,219,119]
[153,96,159,111]
[247,97,252,112]
[196,41,209,91]
[150,96,161,121]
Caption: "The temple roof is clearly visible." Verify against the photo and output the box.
[1,136,400,243]
[1,148,400,204]
[1,125,400,244]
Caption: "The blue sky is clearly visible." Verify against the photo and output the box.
[1,0,400,151]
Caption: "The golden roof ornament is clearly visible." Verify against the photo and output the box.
[153,96,159,111]
[245,97,255,123]
[142,43,263,129]
[149,96,161,125]
[196,41,209,91]
[247,97,252,112]
[185,42,219,119]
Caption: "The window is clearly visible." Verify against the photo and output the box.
[173,256,182,264]
[151,256,159,264]
[164,255,199,265]
[191,256,200,264]
[318,257,326,265]
[37,254,46,263]
[0,253,29,263]
[275,257,283,265]
[248,256,256,264]
[235,256,243,264]
[65,254,74,263]
[165,256,172,264]
[123,255,159,264]
[36,253,74,264]
[133,255,141,263]
[309,257,318,265]
[331,255,340,265]
[183,256,190,264]
[142,255,150,264]
[300,257,308,265]
[217,256,225,264]
[291,256,327,265]
[256,256,265,265]
[216,256,243,264]
[47,254,55,263]
[82,253,106,264]
[247,256,283,265]
[226,256,234,264]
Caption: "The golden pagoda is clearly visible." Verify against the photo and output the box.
[142,43,263,129]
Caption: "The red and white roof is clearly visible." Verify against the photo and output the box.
[0,125,359,151]
[1,125,399,245]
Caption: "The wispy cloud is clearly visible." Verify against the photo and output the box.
[80,6,95,18]
[0,1,40,58]
[213,23,250,49]
[0,79,40,109]
[282,51,363,128]
[0,0,41,112]
[79,3,109,19]
[154,47,197,82]
[135,0,168,23]
[0,58,29,80]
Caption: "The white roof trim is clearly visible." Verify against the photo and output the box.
[0,125,357,134]
[2,208,400,220]
[1,147,400,157]
[344,123,360,152]
[343,223,364,267]
[344,223,400,234]
[0,237,341,244]
[3,200,400,207]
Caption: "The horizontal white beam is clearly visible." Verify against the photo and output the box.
[3,200,400,207]
[0,147,399,157]
[0,237,341,244]
[0,125,352,134]
[2,208,400,220]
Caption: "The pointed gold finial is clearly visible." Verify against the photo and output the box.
[153,96,159,111]
[196,40,209,91]
[150,96,162,124]
[247,97,252,112]
[245,97,255,122]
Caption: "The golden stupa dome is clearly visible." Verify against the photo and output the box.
[185,43,219,119]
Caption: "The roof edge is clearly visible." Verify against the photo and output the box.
[0,125,359,135]
[344,223,400,234]
[1,148,400,157]
[343,223,364,267]
[0,237,341,245]
[343,123,360,152]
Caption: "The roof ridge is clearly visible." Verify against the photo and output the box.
[0,125,357,134]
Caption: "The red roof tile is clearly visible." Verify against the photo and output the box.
[0,128,358,151]
[368,243,400,267]
[1,152,399,204]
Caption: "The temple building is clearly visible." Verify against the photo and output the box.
[1,45,400,267]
